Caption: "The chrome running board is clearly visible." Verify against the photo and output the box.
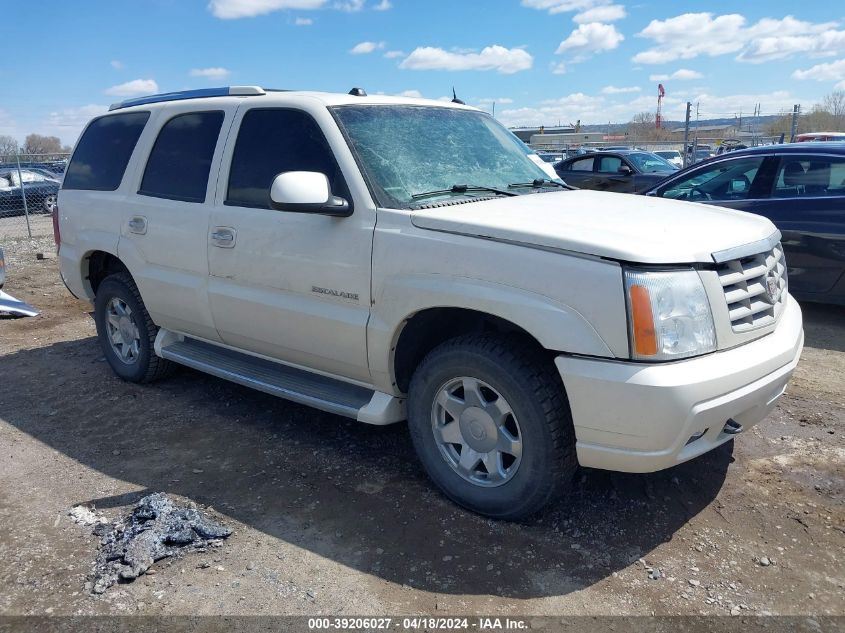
[156,332,404,424]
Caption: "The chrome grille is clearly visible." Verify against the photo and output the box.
[716,243,787,332]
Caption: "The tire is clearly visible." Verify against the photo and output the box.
[94,272,174,383]
[42,194,57,215]
[407,334,577,520]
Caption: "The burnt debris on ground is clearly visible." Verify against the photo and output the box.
[71,492,232,594]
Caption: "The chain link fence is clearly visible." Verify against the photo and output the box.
[0,153,69,239]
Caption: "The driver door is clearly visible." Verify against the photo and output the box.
[652,155,776,214]
[206,105,375,383]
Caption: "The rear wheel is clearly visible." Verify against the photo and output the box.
[407,334,577,520]
[94,272,174,383]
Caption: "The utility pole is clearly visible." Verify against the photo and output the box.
[790,104,800,142]
[682,101,692,168]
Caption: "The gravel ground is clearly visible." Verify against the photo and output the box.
[0,236,842,617]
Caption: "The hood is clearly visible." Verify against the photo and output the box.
[410,190,778,264]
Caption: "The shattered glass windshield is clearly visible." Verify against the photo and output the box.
[332,105,553,208]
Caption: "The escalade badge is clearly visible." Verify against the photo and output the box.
[765,273,779,304]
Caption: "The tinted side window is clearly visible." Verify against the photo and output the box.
[139,111,224,203]
[597,156,623,173]
[659,157,765,202]
[227,109,347,209]
[774,156,845,198]
[64,112,150,191]
[567,157,594,171]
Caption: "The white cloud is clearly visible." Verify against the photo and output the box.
[373,0,391,9]
[522,0,610,15]
[792,58,845,89]
[633,13,845,65]
[551,61,567,75]
[476,97,515,105]
[649,68,703,81]
[556,22,624,57]
[110,60,125,70]
[294,16,313,24]
[44,104,110,145]
[574,4,625,23]
[384,50,405,59]
[105,79,159,97]
[397,89,422,98]
[601,85,641,94]
[209,0,326,19]
[334,0,364,10]
[399,45,533,74]
[190,67,231,80]
[350,41,385,54]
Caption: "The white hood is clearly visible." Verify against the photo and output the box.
[410,190,778,264]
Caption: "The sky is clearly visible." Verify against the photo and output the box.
[3,0,845,145]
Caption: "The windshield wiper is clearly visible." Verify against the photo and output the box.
[411,183,517,200]
[507,178,571,190]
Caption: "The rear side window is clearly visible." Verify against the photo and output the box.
[139,111,225,203]
[226,109,347,209]
[774,156,845,198]
[63,112,149,191]
[567,157,594,171]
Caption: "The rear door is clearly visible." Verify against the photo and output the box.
[556,156,596,189]
[760,154,845,296]
[118,103,234,341]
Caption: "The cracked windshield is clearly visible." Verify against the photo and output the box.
[333,105,555,207]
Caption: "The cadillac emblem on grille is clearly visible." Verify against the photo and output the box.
[765,272,779,304]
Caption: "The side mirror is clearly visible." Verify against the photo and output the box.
[269,171,351,217]
[618,165,633,175]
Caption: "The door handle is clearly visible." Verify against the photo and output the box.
[210,227,236,248]
[128,216,147,235]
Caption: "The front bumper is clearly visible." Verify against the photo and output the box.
[556,295,804,473]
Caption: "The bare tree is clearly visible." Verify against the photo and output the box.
[0,134,19,159]
[23,134,64,156]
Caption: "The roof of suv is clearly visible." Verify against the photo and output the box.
[108,85,476,112]
[726,142,845,157]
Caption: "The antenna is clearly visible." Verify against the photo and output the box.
[451,87,465,105]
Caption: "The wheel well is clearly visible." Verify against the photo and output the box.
[86,251,130,295]
[392,308,544,393]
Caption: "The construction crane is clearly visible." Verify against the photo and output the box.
[656,83,665,129]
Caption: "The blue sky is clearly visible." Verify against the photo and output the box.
[4,0,845,144]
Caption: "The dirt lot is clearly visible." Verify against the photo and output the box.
[0,236,843,618]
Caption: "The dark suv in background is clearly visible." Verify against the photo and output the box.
[643,143,845,305]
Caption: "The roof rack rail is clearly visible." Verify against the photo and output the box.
[109,86,266,111]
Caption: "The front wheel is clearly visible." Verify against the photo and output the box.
[407,334,577,520]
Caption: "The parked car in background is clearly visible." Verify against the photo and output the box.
[716,140,748,155]
[0,169,60,216]
[554,150,677,193]
[795,132,845,143]
[536,151,564,163]
[654,150,683,168]
[643,142,845,305]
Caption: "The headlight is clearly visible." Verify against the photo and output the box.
[624,267,716,361]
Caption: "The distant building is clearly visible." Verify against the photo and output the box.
[668,124,738,139]
[510,125,575,142]
[529,132,606,147]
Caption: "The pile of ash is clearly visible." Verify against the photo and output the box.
[70,492,232,594]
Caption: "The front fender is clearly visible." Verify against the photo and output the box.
[367,273,618,394]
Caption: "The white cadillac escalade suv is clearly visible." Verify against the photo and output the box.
[56,86,803,519]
